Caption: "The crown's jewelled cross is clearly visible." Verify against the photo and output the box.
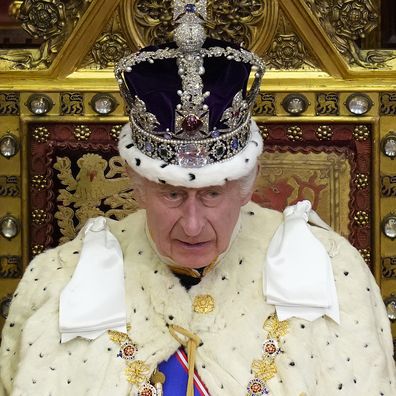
[173,0,207,22]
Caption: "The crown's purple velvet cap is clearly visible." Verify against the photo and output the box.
[123,38,251,131]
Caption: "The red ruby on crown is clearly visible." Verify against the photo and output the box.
[182,114,203,133]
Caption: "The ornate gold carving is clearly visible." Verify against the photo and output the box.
[207,1,268,49]
[355,173,369,189]
[120,0,279,55]
[0,256,21,278]
[286,126,303,141]
[0,0,91,69]
[32,126,50,143]
[354,210,369,226]
[54,154,137,243]
[9,1,23,18]
[73,124,91,140]
[92,33,129,69]
[381,175,396,197]
[305,0,394,68]
[80,8,130,70]
[31,175,48,190]
[382,256,396,279]
[110,124,123,141]
[0,93,20,115]
[32,209,47,225]
[253,93,276,116]
[359,248,371,265]
[0,176,20,197]
[316,93,339,116]
[380,93,396,116]
[264,11,319,70]
[32,244,44,256]
[316,125,333,140]
[19,0,66,40]
[192,294,215,314]
[353,125,370,141]
[60,92,84,115]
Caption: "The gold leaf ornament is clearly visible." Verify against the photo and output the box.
[264,314,289,338]
[192,294,215,314]
[125,360,150,385]
[251,358,277,382]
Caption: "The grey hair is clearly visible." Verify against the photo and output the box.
[237,162,259,200]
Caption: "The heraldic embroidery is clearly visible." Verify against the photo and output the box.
[54,153,139,243]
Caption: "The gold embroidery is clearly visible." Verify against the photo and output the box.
[251,359,277,382]
[125,360,150,385]
[264,314,289,338]
[108,329,130,344]
[192,294,215,313]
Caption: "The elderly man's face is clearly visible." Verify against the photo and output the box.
[139,179,251,268]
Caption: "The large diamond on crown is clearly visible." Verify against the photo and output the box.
[176,143,208,168]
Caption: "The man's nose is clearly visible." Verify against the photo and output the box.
[180,197,205,237]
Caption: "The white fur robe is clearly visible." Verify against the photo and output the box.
[1,203,395,396]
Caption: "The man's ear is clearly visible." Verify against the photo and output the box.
[126,167,146,208]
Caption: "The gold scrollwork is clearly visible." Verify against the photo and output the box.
[54,154,138,243]
[119,0,279,55]
[253,93,276,116]
[0,93,20,115]
[60,92,84,115]
[0,256,22,279]
[316,92,339,116]
[305,0,394,68]
[0,0,92,70]
[0,176,20,197]
[380,93,396,116]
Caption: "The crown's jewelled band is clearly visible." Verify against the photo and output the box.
[128,113,251,167]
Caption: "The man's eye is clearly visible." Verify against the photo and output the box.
[165,191,182,200]
[201,189,222,201]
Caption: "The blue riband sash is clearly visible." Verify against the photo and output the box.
[158,348,210,395]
